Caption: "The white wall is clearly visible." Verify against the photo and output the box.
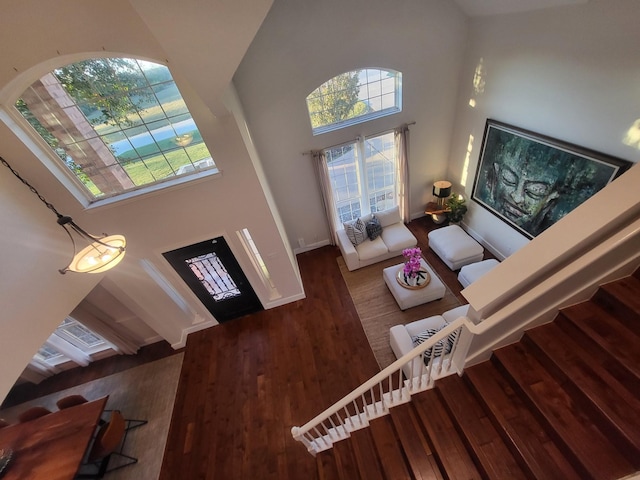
[0,0,303,399]
[447,0,640,259]
[234,0,468,249]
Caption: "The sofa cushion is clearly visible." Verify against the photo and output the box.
[365,215,383,240]
[412,325,459,360]
[355,236,389,260]
[344,218,367,246]
[412,328,448,359]
[380,222,418,251]
[375,205,402,228]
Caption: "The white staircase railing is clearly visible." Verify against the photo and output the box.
[290,319,474,455]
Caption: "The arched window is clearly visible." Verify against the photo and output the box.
[14,57,216,202]
[306,68,402,135]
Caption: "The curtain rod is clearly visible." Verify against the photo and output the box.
[302,121,416,155]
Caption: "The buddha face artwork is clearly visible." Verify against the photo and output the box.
[472,121,627,239]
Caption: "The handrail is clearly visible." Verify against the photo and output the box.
[292,215,640,456]
[292,166,640,455]
[291,318,476,454]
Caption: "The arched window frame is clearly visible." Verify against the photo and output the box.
[3,55,218,206]
[306,68,402,136]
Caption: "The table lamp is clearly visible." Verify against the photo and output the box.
[432,180,452,208]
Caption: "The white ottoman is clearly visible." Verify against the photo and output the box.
[458,259,500,288]
[428,225,484,271]
[383,259,446,310]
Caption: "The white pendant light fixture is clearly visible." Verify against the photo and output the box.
[1,156,126,274]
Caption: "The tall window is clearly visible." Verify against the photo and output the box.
[33,317,112,368]
[15,57,216,202]
[325,131,397,227]
[306,68,402,135]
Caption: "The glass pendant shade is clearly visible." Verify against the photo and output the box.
[1,155,126,275]
[63,234,126,274]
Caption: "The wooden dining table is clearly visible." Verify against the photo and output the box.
[0,397,108,480]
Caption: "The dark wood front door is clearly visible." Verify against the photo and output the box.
[163,236,263,323]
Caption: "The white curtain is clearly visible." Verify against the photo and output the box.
[395,124,411,223]
[71,303,139,355]
[312,150,339,245]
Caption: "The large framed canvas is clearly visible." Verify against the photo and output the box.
[472,119,631,239]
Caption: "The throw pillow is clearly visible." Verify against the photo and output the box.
[366,214,383,240]
[343,218,367,246]
[412,325,459,362]
[412,328,447,360]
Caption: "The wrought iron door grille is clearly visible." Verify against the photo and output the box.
[186,252,241,301]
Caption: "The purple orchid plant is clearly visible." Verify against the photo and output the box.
[402,247,424,280]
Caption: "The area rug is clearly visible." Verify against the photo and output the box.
[338,256,461,370]
[0,353,184,480]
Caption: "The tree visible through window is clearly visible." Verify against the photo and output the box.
[15,57,216,201]
[325,131,398,227]
[306,68,402,135]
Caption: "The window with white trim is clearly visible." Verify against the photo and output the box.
[325,131,398,228]
[33,317,112,368]
[306,68,402,135]
[14,57,216,202]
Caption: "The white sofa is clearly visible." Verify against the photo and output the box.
[389,305,469,378]
[336,206,417,271]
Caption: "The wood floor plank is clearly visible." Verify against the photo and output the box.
[524,322,640,464]
[465,360,584,480]
[560,302,640,379]
[412,389,483,480]
[390,402,444,480]
[594,276,640,334]
[368,415,412,480]
[493,342,635,480]
[350,428,386,480]
[436,375,529,480]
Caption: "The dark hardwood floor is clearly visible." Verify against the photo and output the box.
[3,217,495,478]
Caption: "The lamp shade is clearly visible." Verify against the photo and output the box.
[432,180,452,198]
[64,234,127,274]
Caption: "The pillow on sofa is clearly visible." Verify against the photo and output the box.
[375,206,402,228]
[366,215,383,240]
[412,325,459,360]
[343,218,367,246]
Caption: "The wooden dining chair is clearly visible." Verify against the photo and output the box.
[75,410,138,479]
[17,406,51,423]
[56,394,88,410]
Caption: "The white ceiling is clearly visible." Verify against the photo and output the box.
[453,0,589,16]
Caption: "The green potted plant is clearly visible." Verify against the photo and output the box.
[446,194,467,224]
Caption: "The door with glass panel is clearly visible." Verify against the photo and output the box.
[163,237,263,323]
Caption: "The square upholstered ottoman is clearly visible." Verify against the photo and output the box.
[383,259,446,310]
[428,225,484,271]
[458,258,499,288]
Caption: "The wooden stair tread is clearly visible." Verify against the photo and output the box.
[332,436,361,480]
[525,322,640,460]
[389,402,444,480]
[435,375,529,479]
[412,389,483,480]
[555,314,640,396]
[494,342,635,479]
[368,415,412,480]
[465,361,584,480]
[349,428,386,480]
[316,450,340,480]
[559,301,640,378]
[596,275,640,333]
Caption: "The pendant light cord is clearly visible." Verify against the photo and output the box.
[0,156,65,220]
